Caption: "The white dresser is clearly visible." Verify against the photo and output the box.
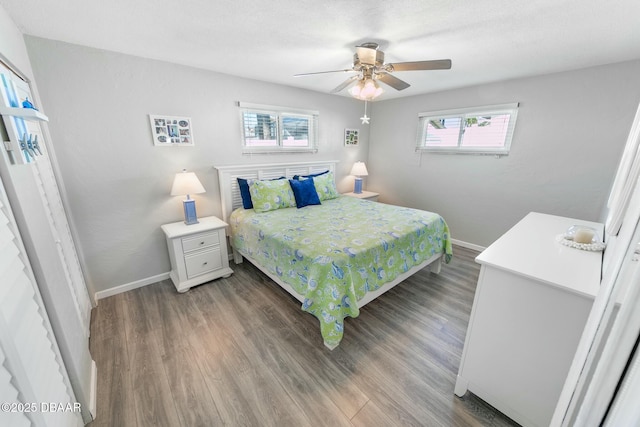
[454,212,603,427]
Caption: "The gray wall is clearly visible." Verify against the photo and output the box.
[25,35,640,295]
[25,36,369,296]
[367,61,640,247]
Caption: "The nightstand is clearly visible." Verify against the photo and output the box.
[161,216,233,293]
[342,190,379,202]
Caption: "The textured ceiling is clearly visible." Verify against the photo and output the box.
[2,0,640,100]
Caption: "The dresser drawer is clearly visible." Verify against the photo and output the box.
[185,247,223,278]
[181,231,220,253]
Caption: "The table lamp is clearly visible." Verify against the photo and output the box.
[350,161,369,194]
[171,169,206,225]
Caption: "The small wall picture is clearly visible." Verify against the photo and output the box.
[345,128,359,146]
[150,115,194,146]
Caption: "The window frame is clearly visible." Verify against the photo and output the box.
[416,103,519,155]
[239,102,319,154]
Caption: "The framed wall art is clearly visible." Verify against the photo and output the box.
[344,128,359,146]
[150,115,194,146]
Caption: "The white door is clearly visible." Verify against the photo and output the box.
[569,214,640,425]
[31,138,92,335]
[1,59,95,423]
[1,61,92,336]
[0,169,81,426]
[553,194,640,425]
[605,319,640,425]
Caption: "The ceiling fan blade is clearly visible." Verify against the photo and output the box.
[330,75,359,93]
[388,59,452,72]
[294,69,354,77]
[377,73,410,91]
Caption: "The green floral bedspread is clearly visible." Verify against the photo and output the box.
[229,196,453,348]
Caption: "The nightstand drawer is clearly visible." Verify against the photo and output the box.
[185,247,223,278]
[182,231,220,252]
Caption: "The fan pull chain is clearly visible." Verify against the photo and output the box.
[360,101,370,124]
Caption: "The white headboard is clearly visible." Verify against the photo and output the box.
[214,160,339,222]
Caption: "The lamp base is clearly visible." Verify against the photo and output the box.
[353,177,363,194]
[183,199,199,225]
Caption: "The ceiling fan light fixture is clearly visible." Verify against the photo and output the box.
[349,78,383,101]
[296,42,451,98]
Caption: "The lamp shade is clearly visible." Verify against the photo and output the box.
[350,161,369,177]
[171,170,206,196]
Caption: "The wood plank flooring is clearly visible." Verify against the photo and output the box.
[88,245,520,426]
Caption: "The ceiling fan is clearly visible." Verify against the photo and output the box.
[294,42,452,100]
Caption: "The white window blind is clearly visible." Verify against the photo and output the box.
[239,102,319,153]
[416,103,519,155]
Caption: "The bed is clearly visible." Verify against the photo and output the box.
[215,161,452,349]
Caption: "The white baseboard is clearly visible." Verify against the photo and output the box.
[451,238,486,252]
[93,272,170,302]
[92,242,480,302]
[89,360,97,420]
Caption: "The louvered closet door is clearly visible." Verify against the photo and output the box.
[0,61,91,337]
[30,136,92,335]
[0,178,82,427]
[0,346,29,427]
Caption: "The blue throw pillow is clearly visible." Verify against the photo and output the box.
[237,176,285,209]
[237,178,254,209]
[289,177,321,208]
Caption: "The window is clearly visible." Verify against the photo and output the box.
[239,102,318,153]
[416,103,519,155]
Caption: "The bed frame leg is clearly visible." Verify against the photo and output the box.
[431,256,443,274]
[232,249,243,264]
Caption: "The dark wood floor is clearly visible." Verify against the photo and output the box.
[88,245,519,426]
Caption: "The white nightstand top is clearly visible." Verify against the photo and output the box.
[161,215,228,239]
[342,190,379,199]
